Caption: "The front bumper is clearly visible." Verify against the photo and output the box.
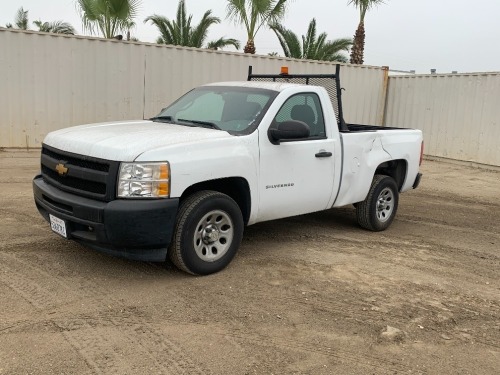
[33,175,179,261]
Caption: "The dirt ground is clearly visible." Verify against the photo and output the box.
[0,150,498,375]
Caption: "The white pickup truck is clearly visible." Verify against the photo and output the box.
[33,66,423,275]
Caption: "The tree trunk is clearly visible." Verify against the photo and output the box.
[244,39,256,54]
[349,21,365,65]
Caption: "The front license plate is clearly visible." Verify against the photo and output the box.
[49,214,67,238]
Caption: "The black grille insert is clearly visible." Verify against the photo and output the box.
[42,165,106,195]
[40,145,118,201]
[42,147,109,172]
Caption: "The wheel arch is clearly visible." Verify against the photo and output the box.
[180,177,251,225]
[374,159,408,191]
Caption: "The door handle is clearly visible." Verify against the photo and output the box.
[315,151,332,158]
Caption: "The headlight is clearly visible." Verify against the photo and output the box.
[117,162,170,198]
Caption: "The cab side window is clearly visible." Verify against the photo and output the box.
[274,93,326,138]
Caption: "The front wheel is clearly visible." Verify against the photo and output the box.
[169,191,244,275]
[356,175,399,231]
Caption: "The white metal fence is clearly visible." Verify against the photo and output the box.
[0,29,387,148]
[385,73,500,166]
[2,29,499,167]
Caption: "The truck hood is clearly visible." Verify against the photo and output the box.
[43,120,233,161]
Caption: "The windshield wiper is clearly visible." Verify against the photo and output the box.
[150,115,174,123]
[177,119,221,130]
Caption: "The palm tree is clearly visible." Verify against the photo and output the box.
[348,0,385,65]
[76,0,141,38]
[226,0,290,54]
[6,7,76,35]
[5,7,29,29]
[270,19,352,62]
[123,20,135,41]
[33,20,76,34]
[145,0,240,50]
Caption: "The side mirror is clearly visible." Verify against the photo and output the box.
[269,120,310,145]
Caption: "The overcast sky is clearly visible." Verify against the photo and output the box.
[2,0,499,74]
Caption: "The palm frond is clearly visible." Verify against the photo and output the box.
[146,0,237,49]
[327,53,349,63]
[144,14,174,44]
[269,22,301,58]
[175,0,188,45]
[327,37,353,53]
[256,0,288,35]
[207,37,240,50]
[50,21,76,34]
[14,7,29,30]
[270,18,352,62]
[302,18,317,59]
[33,20,44,30]
[76,0,141,38]
[76,0,98,35]
[227,0,290,45]
[34,20,76,34]
[311,32,328,60]
[226,0,251,37]
[190,10,220,48]
[348,0,385,21]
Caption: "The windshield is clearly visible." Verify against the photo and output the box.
[152,86,277,134]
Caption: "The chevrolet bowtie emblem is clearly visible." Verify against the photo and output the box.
[55,163,69,176]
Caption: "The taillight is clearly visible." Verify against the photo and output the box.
[419,141,424,166]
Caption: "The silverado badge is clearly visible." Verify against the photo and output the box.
[55,163,69,176]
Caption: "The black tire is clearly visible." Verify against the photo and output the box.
[356,175,399,231]
[169,190,244,275]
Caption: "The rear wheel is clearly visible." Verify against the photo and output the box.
[169,191,244,275]
[356,175,399,231]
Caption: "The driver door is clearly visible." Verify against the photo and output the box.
[258,93,335,222]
